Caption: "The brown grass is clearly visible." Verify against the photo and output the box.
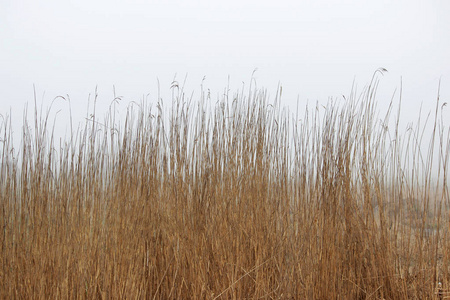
[1,70,450,299]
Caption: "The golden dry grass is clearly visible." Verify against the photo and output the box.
[1,71,449,299]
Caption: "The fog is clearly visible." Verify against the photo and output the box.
[1,0,449,147]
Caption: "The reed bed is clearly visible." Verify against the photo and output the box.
[1,71,449,299]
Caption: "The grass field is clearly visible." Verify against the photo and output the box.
[1,71,449,298]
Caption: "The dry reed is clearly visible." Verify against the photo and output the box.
[1,70,449,299]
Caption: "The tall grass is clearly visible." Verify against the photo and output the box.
[1,70,449,298]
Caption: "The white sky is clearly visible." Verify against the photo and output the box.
[1,0,450,140]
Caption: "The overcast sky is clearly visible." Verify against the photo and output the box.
[1,0,450,138]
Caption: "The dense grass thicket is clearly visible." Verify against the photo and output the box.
[1,71,450,298]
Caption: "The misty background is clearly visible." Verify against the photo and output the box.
[1,0,449,156]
